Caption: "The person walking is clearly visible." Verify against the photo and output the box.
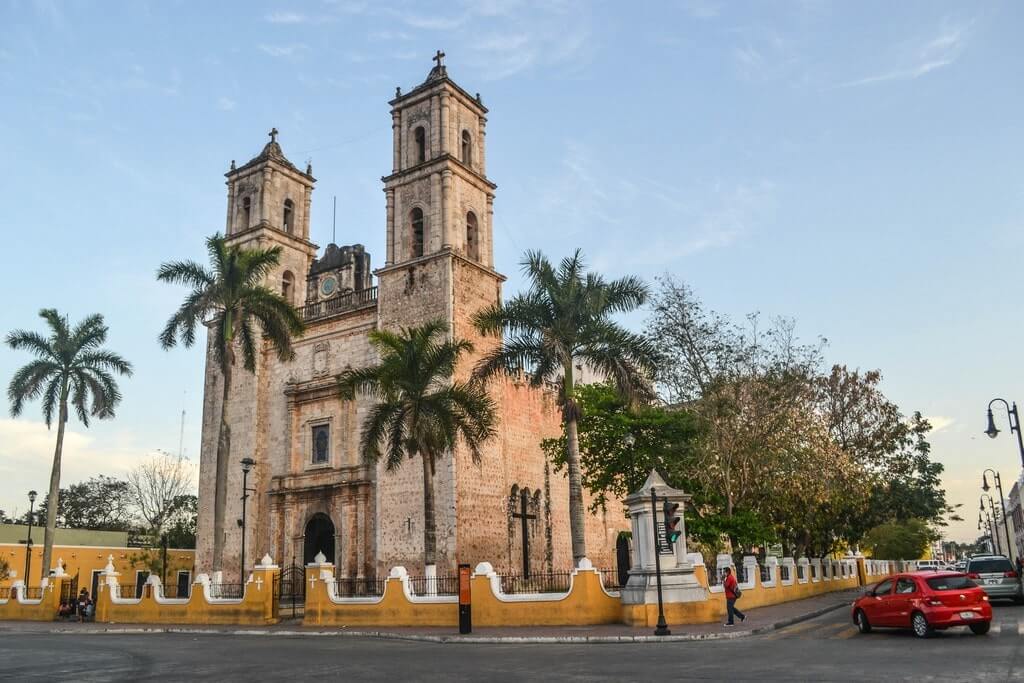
[723,566,746,626]
[77,588,90,623]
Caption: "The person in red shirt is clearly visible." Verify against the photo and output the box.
[723,566,746,626]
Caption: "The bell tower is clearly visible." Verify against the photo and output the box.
[374,54,506,574]
[224,128,318,306]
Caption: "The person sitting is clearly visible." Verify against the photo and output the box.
[57,600,73,619]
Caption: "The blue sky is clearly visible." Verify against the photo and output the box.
[1,0,1022,544]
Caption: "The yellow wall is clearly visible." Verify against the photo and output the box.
[0,576,67,621]
[0,543,196,589]
[94,567,279,626]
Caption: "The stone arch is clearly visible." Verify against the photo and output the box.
[465,211,479,261]
[281,270,295,305]
[412,125,427,164]
[303,512,336,566]
[283,198,294,233]
[461,129,472,166]
[410,206,426,258]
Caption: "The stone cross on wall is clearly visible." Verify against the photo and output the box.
[268,127,279,143]
[433,50,445,68]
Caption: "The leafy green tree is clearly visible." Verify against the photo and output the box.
[157,233,304,573]
[541,382,704,512]
[862,518,935,560]
[29,476,134,531]
[338,320,496,572]
[474,250,656,566]
[163,494,198,549]
[6,309,133,581]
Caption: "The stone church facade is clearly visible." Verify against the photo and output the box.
[196,58,625,580]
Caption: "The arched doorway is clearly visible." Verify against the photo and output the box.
[303,513,335,566]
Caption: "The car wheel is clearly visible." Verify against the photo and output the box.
[969,622,990,635]
[911,612,932,638]
[855,609,871,634]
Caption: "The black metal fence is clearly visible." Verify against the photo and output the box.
[734,565,747,583]
[0,587,10,599]
[708,566,722,585]
[759,564,772,583]
[23,587,43,600]
[497,571,573,594]
[333,576,386,598]
[597,568,621,591]
[780,564,792,582]
[161,584,191,599]
[60,573,79,603]
[209,583,245,600]
[408,575,459,596]
[119,584,141,599]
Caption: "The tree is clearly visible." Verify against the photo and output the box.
[163,494,198,549]
[158,233,304,573]
[6,309,133,581]
[338,320,496,573]
[862,518,935,560]
[127,451,195,536]
[473,250,656,566]
[29,476,134,531]
[541,382,704,512]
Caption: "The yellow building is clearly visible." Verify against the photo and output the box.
[1,540,196,599]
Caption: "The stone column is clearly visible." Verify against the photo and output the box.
[430,95,440,156]
[225,180,235,234]
[302,185,312,241]
[392,110,401,173]
[430,172,442,253]
[441,170,452,249]
[260,167,272,225]
[385,189,395,265]
[485,195,495,268]
[478,116,487,176]
[440,91,450,155]
[355,492,366,578]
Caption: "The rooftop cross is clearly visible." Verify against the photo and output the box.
[268,127,279,143]
[432,50,445,68]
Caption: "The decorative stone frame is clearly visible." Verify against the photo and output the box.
[305,417,334,470]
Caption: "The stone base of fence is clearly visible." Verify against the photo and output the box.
[93,555,280,626]
[0,576,65,621]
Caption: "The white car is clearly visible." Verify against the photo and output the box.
[915,560,942,571]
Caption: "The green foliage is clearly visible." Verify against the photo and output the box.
[862,519,936,560]
[0,557,10,581]
[162,495,198,549]
[543,382,704,511]
[27,476,134,531]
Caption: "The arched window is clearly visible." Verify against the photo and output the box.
[414,126,426,164]
[411,208,424,258]
[466,212,479,261]
[241,196,251,230]
[461,130,472,166]
[281,271,295,305]
[283,199,294,233]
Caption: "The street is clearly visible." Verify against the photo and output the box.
[1,604,1022,682]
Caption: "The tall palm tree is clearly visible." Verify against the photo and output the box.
[157,233,304,574]
[338,320,496,573]
[6,309,133,582]
[472,249,656,566]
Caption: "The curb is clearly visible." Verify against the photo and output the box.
[1,600,851,644]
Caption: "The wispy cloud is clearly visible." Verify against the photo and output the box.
[216,97,236,111]
[925,416,956,433]
[835,20,971,88]
[259,44,308,59]
[682,0,720,19]
[265,11,307,24]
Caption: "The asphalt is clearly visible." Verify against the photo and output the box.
[1,604,1023,681]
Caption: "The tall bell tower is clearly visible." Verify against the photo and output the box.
[374,53,507,573]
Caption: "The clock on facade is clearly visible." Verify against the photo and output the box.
[320,276,337,297]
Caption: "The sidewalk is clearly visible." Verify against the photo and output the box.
[0,589,861,643]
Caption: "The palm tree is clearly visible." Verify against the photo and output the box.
[472,249,656,566]
[338,320,496,574]
[157,233,304,574]
[6,309,133,582]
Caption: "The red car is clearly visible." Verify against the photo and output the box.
[851,571,992,638]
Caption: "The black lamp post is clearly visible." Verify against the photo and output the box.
[239,457,256,585]
[24,490,37,586]
[979,510,995,554]
[985,398,1024,468]
[980,494,1001,555]
[160,533,169,590]
[982,469,1014,560]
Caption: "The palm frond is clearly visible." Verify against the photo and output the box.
[7,359,60,417]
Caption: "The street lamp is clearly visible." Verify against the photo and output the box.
[24,490,37,586]
[979,510,996,554]
[239,457,256,585]
[985,398,1024,468]
[982,469,1014,561]
[980,494,1001,555]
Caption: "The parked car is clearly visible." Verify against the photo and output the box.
[954,561,967,573]
[851,571,992,638]
[915,560,941,571]
[965,555,1024,603]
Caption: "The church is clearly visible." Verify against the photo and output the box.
[196,55,625,581]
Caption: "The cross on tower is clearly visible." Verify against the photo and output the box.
[433,50,445,68]
[268,127,279,143]
[510,489,537,578]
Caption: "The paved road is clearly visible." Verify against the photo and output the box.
[1,604,1022,681]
